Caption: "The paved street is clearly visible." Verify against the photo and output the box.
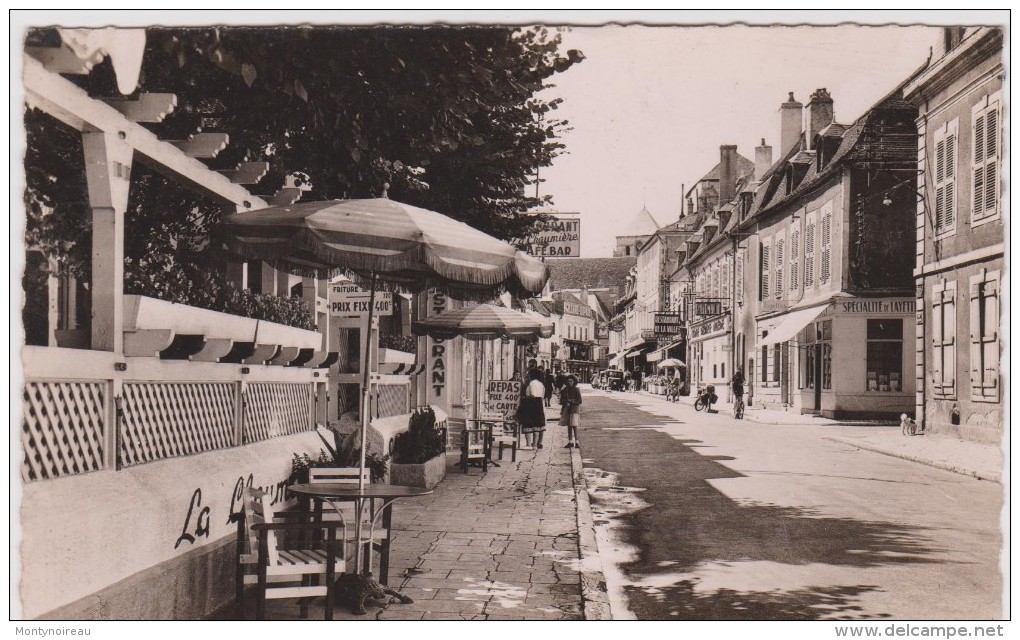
[578,388,1003,620]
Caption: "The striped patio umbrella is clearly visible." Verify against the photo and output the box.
[220,198,549,299]
[412,303,554,422]
[220,196,550,523]
[412,303,555,341]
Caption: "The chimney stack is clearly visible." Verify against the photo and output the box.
[754,138,773,180]
[719,145,738,205]
[780,92,803,156]
[806,88,834,151]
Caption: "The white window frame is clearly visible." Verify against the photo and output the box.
[931,279,957,398]
[971,92,1001,226]
[969,269,1000,402]
[932,118,959,238]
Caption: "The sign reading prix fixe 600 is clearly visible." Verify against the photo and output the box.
[328,282,393,317]
[523,213,581,258]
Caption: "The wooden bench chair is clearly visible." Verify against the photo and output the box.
[455,418,492,473]
[480,414,519,462]
[236,487,345,620]
[307,467,393,584]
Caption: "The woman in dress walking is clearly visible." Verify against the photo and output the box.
[559,375,582,448]
[517,368,547,449]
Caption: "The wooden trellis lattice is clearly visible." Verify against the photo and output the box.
[22,381,107,482]
[119,382,236,467]
[375,383,410,419]
[243,382,313,443]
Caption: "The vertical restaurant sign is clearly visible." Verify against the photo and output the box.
[328,282,393,317]
[428,290,447,398]
[522,213,581,258]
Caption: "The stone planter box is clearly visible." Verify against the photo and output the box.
[389,452,447,489]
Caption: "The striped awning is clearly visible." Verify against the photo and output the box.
[412,303,555,341]
[221,198,550,299]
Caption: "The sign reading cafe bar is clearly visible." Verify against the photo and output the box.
[522,212,581,258]
[328,282,393,317]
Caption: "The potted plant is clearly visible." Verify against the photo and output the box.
[389,407,447,489]
[289,423,389,486]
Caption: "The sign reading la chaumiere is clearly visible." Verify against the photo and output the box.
[522,213,580,258]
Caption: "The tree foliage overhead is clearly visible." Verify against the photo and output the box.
[24,26,583,287]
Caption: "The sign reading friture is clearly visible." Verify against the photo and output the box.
[328,283,393,317]
[522,213,581,258]
[487,380,521,416]
[654,313,684,338]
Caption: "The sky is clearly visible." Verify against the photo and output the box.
[537,24,943,257]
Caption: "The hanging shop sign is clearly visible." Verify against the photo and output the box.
[522,213,581,258]
[487,380,522,416]
[694,300,723,317]
[654,313,684,338]
[328,282,393,317]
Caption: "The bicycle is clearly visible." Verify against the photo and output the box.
[694,385,717,412]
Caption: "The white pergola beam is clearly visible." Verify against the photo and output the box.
[100,93,177,123]
[23,55,267,210]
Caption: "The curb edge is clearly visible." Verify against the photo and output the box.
[824,436,1001,483]
[569,445,612,620]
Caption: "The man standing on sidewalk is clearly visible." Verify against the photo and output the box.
[632,367,642,393]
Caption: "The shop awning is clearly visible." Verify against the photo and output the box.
[760,304,831,346]
[647,338,685,362]
[609,353,626,369]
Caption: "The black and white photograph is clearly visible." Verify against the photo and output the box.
[11,9,1009,634]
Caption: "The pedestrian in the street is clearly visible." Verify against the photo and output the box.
[555,370,567,396]
[544,369,556,407]
[516,368,547,449]
[632,368,642,393]
[731,368,746,419]
[559,375,582,448]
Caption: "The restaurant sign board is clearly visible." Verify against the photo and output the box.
[522,213,581,258]
[487,380,521,416]
[328,282,393,317]
[654,313,684,338]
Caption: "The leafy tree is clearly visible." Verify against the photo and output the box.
[23,25,583,295]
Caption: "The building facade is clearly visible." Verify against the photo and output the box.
[904,27,1004,443]
[736,86,922,419]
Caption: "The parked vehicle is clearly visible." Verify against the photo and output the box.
[606,369,624,392]
[694,384,718,412]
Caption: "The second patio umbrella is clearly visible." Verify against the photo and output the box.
[412,303,554,421]
[220,198,550,492]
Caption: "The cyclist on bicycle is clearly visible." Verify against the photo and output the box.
[731,368,746,419]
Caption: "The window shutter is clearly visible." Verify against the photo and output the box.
[736,255,743,305]
[945,133,956,228]
[790,230,800,291]
[931,291,944,388]
[775,239,784,299]
[969,279,982,392]
[761,244,770,298]
[805,223,815,286]
[985,106,997,214]
[944,286,956,390]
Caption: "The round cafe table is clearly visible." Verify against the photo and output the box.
[287,483,433,583]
